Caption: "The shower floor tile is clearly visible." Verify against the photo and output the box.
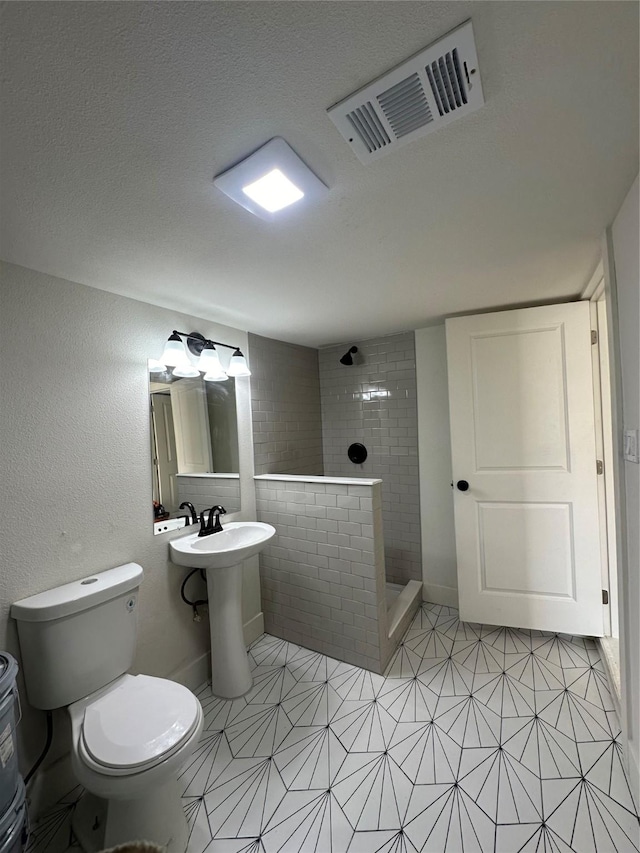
[26,603,640,853]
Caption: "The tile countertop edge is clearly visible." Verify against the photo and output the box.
[253,474,383,486]
[176,472,240,479]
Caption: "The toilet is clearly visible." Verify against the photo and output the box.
[11,563,203,853]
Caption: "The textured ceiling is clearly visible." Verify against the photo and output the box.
[1,1,638,347]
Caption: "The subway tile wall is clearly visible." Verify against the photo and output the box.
[248,334,324,476]
[319,332,422,586]
[176,474,241,514]
[255,478,391,673]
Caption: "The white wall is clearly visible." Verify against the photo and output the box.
[610,175,640,805]
[0,261,260,808]
[415,326,458,606]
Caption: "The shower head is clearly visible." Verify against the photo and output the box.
[339,346,358,366]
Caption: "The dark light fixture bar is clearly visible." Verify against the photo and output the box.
[151,330,251,379]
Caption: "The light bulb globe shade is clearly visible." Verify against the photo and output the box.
[204,370,229,382]
[172,364,200,378]
[161,334,189,368]
[226,350,251,377]
[148,359,166,374]
[198,344,224,374]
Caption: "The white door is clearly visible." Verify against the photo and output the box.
[446,302,603,636]
[151,392,179,511]
[170,377,213,474]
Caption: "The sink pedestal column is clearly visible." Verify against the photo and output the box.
[206,564,253,698]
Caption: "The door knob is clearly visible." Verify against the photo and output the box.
[456,480,470,492]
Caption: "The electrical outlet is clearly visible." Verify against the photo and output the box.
[623,429,639,464]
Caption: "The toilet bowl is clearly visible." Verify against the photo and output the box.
[11,563,203,853]
[68,674,203,851]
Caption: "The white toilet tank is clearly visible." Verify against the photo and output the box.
[11,563,143,710]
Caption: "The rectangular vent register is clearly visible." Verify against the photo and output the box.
[327,20,484,164]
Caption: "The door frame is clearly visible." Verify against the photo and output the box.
[583,244,634,803]
[584,266,618,638]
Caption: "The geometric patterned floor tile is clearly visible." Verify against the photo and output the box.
[403,781,497,852]
[280,678,343,726]
[417,655,475,696]
[225,703,293,757]
[273,725,347,789]
[458,745,543,823]
[535,688,615,741]
[261,789,353,852]
[347,828,421,852]
[500,715,581,779]
[542,775,640,851]
[472,669,537,717]
[26,602,640,853]
[330,699,397,752]
[332,752,413,831]
[329,663,385,701]
[25,786,83,853]
[376,676,439,722]
[435,693,502,748]
[388,719,461,783]
[180,729,234,796]
[204,757,287,839]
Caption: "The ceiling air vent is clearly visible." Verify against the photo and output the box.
[327,19,484,164]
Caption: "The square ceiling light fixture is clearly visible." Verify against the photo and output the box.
[213,137,328,221]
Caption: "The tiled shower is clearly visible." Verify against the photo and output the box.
[249,331,422,586]
[318,331,421,586]
[248,331,424,671]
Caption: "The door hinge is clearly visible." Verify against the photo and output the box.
[591,330,598,345]
[602,589,609,605]
[596,459,604,475]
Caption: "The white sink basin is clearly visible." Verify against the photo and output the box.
[170,521,276,570]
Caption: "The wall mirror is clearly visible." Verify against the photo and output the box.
[149,370,240,530]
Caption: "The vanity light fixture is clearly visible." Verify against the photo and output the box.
[213,137,328,221]
[198,341,225,374]
[153,331,251,379]
[199,342,228,382]
[172,363,201,379]
[161,331,190,368]
[226,349,251,377]
[148,359,167,374]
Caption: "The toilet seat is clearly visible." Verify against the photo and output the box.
[79,674,200,773]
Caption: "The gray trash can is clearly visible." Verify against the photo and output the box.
[0,655,20,817]
[0,779,27,853]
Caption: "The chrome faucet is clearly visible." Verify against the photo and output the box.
[198,505,226,537]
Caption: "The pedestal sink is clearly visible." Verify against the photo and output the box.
[170,522,276,698]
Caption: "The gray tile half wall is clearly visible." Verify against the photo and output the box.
[255,477,392,673]
[248,333,323,476]
[319,332,422,585]
[176,474,241,514]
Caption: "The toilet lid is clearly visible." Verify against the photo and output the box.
[81,675,200,769]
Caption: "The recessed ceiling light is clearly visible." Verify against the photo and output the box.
[214,137,328,221]
[242,168,304,213]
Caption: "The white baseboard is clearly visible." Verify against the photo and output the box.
[422,582,458,609]
[597,638,639,810]
[244,611,264,646]
[628,742,640,814]
[597,637,621,720]
[170,650,211,691]
[170,612,264,689]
